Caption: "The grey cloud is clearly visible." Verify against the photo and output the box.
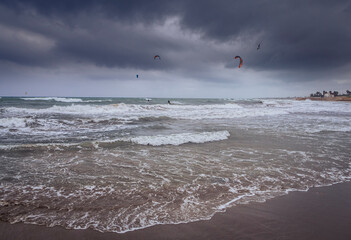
[0,0,351,79]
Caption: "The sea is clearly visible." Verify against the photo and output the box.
[0,96,350,233]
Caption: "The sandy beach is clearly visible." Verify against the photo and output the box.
[1,182,351,240]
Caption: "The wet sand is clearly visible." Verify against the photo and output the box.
[1,182,351,240]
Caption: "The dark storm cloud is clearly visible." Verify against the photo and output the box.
[0,0,183,70]
[179,0,351,71]
[1,0,351,74]
[0,0,179,21]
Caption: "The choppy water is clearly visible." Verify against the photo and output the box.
[0,96,350,233]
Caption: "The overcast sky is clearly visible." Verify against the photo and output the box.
[1,0,350,98]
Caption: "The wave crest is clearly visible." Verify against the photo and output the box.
[130,131,230,146]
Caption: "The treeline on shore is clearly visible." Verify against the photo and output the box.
[310,90,350,98]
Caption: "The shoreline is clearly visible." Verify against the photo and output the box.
[296,96,351,101]
[1,181,351,240]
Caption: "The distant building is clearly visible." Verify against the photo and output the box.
[306,89,351,100]
[324,92,331,97]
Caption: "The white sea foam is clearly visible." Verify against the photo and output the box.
[262,99,351,113]
[130,131,230,146]
[0,118,28,128]
[2,100,351,143]
[277,114,351,134]
[85,99,112,102]
[4,102,287,121]
[0,116,135,140]
[0,131,229,150]
[217,193,254,210]
[1,98,351,234]
[20,97,111,103]
[169,101,184,105]
[7,99,350,122]
[21,97,84,102]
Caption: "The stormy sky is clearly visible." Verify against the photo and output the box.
[1,0,350,98]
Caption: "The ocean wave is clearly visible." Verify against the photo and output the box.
[1,98,351,234]
[0,131,230,150]
[85,99,112,102]
[21,97,84,102]
[169,101,184,105]
[262,99,351,113]
[130,131,230,146]
[20,97,112,103]
[0,117,28,128]
[6,100,350,123]
[0,116,135,140]
[4,102,289,121]
[6,100,350,122]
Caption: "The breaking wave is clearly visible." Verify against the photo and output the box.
[130,131,230,146]
[0,131,230,151]
[1,98,351,233]
[4,102,286,121]
[20,97,111,103]
[21,97,84,102]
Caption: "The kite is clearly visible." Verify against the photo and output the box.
[234,56,243,68]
